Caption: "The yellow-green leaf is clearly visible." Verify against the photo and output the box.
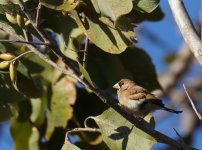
[78,62,94,88]
[61,140,81,150]
[92,0,133,21]
[46,77,76,139]
[72,11,134,54]
[88,108,156,150]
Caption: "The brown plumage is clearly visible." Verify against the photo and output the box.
[113,79,182,117]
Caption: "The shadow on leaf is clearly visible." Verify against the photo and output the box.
[109,126,134,150]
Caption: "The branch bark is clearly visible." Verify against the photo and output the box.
[168,0,202,65]
[183,84,202,121]
[158,44,193,98]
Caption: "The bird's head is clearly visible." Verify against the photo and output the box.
[113,79,135,90]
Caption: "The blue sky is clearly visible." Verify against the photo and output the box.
[136,0,202,149]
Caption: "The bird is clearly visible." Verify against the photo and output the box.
[113,79,182,117]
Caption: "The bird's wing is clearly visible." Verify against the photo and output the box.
[127,85,161,102]
[126,85,148,100]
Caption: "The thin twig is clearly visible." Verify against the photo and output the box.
[8,51,33,62]
[67,128,101,135]
[173,128,185,144]
[18,0,81,77]
[18,0,47,42]
[168,0,202,65]
[83,37,89,69]
[183,84,202,120]
[0,23,77,80]
[0,39,49,45]
[22,29,28,41]
[36,2,42,27]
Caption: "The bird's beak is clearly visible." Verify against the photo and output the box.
[113,83,120,89]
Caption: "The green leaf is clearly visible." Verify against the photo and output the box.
[46,77,76,139]
[62,28,84,60]
[16,62,41,98]
[41,0,79,12]
[91,0,133,21]
[133,0,160,13]
[71,11,134,54]
[89,108,156,150]
[87,45,161,91]
[0,74,24,103]
[0,103,12,122]
[41,7,78,49]
[0,0,29,4]
[78,62,95,88]
[61,140,81,150]
[10,119,40,150]
[30,98,46,126]
[10,100,40,150]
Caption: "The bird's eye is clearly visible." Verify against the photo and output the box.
[119,82,124,87]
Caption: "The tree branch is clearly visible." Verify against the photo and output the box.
[0,23,77,80]
[15,0,195,149]
[158,44,193,98]
[0,39,49,45]
[168,0,202,65]
[183,84,202,121]
[36,2,42,27]
[83,37,89,69]
[67,127,101,135]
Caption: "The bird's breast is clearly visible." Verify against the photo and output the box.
[126,99,144,111]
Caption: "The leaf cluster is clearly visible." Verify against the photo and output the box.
[0,0,163,149]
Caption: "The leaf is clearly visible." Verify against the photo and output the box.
[30,98,46,126]
[62,28,84,60]
[78,62,94,88]
[126,6,164,23]
[71,10,134,54]
[0,74,24,103]
[61,140,81,150]
[10,119,40,150]
[10,101,40,150]
[89,108,156,150]
[133,0,160,13]
[46,77,76,139]
[0,0,29,4]
[41,7,78,48]
[0,103,12,122]
[41,0,79,12]
[91,0,133,21]
[87,45,161,91]
[16,62,41,98]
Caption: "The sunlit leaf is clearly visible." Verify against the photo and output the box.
[10,100,40,150]
[10,118,40,150]
[30,98,46,126]
[71,11,134,54]
[133,0,160,13]
[61,140,81,150]
[91,0,133,21]
[46,77,76,139]
[0,0,29,4]
[89,108,156,150]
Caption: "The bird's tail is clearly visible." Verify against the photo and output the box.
[161,106,182,114]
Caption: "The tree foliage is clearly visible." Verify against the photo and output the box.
[0,0,164,149]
